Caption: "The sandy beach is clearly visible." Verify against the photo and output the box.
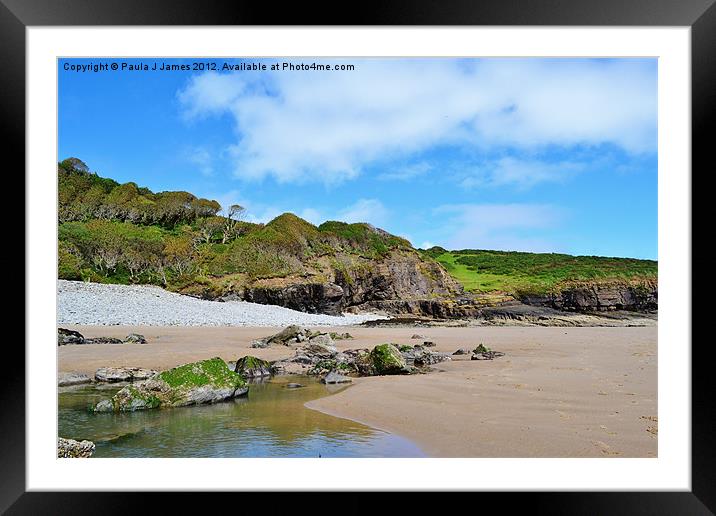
[58,325,657,458]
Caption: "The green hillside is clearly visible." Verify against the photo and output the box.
[57,158,413,295]
[421,247,657,296]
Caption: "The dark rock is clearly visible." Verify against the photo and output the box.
[453,348,471,355]
[124,333,147,344]
[285,383,304,389]
[234,356,272,378]
[422,341,436,347]
[85,337,124,345]
[471,351,505,361]
[58,328,84,345]
[520,280,657,312]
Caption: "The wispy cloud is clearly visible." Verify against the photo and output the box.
[185,147,214,177]
[379,161,432,181]
[434,203,564,252]
[459,157,585,190]
[177,58,657,185]
[338,199,389,227]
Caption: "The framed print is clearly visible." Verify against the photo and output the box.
[7,0,713,512]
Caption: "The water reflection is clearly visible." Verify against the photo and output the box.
[58,376,424,458]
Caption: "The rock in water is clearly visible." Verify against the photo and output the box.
[95,367,157,383]
[234,356,272,378]
[58,437,95,458]
[58,372,92,386]
[93,358,248,412]
[285,383,304,389]
[370,343,409,375]
[322,371,353,384]
[124,333,147,344]
[453,348,471,355]
[411,334,426,340]
[58,328,84,345]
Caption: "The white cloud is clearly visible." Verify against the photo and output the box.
[379,162,432,181]
[434,203,563,252]
[185,147,214,177]
[460,157,585,190]
[338,198,389,227]
[177,59,656,184]
[299,208,322,225]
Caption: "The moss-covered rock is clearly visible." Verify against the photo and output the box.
[370,343,408,375]
[473,343,491,354]
[234,355,272,377]
[93,358,247,413]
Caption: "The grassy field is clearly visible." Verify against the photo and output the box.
[423,248,657,295]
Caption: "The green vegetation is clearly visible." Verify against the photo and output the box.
[58,158,412,293]
[473,344,491,354]
[158,358,246,390]
[422,247,657,296]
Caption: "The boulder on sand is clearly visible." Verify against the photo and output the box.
[95,367,157,383]
[124,333,147,344]
[58,328,84,345]
[250,325,335,348]
[370,343,409,375]
[93,358,248,413]
[58,437,95,458]
[58,372,92,387]
[234,356,272,378]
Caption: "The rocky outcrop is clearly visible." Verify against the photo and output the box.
[521,280,657,312]
[242,282,345,315]
[58,328,84,345]
[234,356,272,378]
[93,358,247,412]
[250,325,336,348]
[95,367,157,383]
[58,437,95,458]
[217,251,464,316]
[58,372,92,386]
[58,328,149,346]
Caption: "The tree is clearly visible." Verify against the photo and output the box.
[222,204,246,243]
[196,216,225,244]
[164,235,195,277]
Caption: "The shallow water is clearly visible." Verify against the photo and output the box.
[58,376,424,458]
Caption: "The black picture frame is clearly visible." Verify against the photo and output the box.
[7,0,712,513]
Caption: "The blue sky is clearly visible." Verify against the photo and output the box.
[59,57,657,259]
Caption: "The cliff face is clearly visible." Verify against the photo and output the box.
[225,251,464,315]
[520,279,657,312]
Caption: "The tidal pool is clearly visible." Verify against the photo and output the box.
[58,376,424,458]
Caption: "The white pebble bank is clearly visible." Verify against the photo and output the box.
[58,280,387,327]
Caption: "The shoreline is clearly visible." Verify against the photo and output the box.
[59,325,657,458]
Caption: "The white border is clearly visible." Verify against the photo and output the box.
[27,27,690,491]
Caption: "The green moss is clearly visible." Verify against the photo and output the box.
[370,343,407,374]
[158,358,246,390]
[474,343,491,354]
[126,385,161,409]
[398,344,413,352]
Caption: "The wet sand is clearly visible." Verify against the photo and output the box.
[58,325,657,458]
